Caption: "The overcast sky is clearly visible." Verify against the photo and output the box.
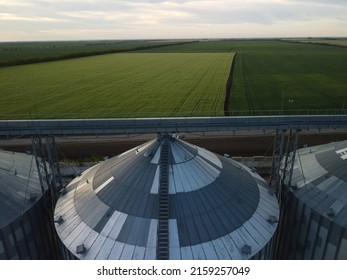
[1,0,346,41]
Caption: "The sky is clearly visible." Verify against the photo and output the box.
[0,0,347,42]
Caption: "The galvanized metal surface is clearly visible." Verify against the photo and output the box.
[292,140,347,226]
[55,138,279,260]
[0,151,61,259]
[0,151,43,229]
[277,140,347,259]
[1,115,347,136]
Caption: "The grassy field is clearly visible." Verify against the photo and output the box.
[137,40,235,53]
[0,52,232,119]
[228,40,347,112]
[0,40,194,66]
[139,39,347,112]
[0,39,346,119]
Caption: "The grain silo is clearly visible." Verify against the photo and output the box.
[0,150,60,259]
[55,135,279,260]
[276,140,347,259]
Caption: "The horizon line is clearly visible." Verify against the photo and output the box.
[1,36,347,44]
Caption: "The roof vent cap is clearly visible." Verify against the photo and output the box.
[76,244,86,254]
[327,208,335,218]
[242,245,252,255]
[144,150,154,158]
[267,216,278,224]
[60,188,67,196]
[54,215,63,224]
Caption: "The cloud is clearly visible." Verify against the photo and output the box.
[0,0,35,7]
[283,0,346,5]
[0,12,67,22]
[0,0,347,41]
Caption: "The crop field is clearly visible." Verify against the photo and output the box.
[139,40,347,113]
[228,41,347,112]
[138,40,235,53]
[0,40,193,67]
[0,39,346,119]
[0,52,233,119]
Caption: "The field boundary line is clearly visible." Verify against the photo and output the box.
[224,53,237,116]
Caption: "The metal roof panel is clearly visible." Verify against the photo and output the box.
[55,138,278,260]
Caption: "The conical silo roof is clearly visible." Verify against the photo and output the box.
[290,140,347,227]
[55,136,279,260]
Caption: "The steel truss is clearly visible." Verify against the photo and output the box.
[269,129,286,195]
[269,129,301,259]
[281,129,301,200]
[269,129,301,203]
[31,135,63,206]
[45,135,63,194]
[1,115,346,137]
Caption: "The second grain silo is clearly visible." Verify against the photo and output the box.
[276,140,347,259]
[55,135,279,260]
[0,150,60,259]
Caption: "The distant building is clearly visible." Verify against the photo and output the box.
[55,136,279,260]
[276,140,347,259]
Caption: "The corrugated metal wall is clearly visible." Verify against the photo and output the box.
[0,192,61,260]
[275,193,347,259]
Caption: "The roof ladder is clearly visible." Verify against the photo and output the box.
[156,138,170,260]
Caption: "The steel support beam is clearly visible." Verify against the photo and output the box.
[31,135,55,208]
[269,128,301,203]
[31,135,63,205]
[45,135,64,194]
[1,115,346,137]
[31,136,49,195]
[272,129,300,259]
[269,129,286,195]
[281,129,301,195]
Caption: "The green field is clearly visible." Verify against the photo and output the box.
[0,40,194,67]
[228,41,347,112]
[137,40,235,53]
[139,40,347,113]
[0,39,346,119]
[0,52,232,118]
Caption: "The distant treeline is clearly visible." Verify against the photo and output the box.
[284,39,347,49]
[301,41,347,48]
[0,40,197,67]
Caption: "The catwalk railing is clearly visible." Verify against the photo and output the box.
[0,115,346,137]
[0,108,346,120]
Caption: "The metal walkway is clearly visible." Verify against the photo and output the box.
[156,138,170,260]
[0,115,346,136]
